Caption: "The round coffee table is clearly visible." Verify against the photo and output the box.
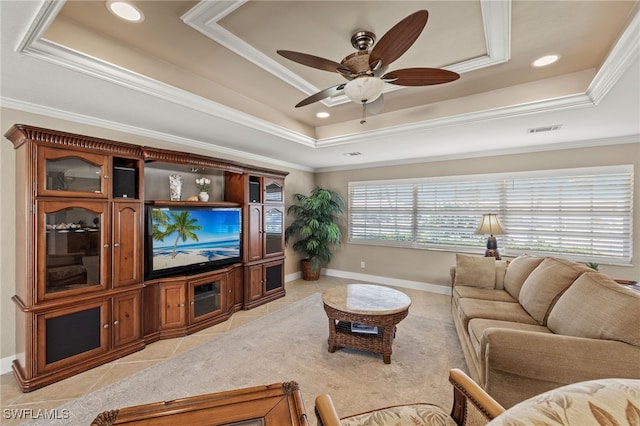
[321,284,411,364]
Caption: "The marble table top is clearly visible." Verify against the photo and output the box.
[322,284,412,315]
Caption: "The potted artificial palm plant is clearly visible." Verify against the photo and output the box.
[285,186,345,280]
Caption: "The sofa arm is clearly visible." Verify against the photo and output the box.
[481,328,640,406]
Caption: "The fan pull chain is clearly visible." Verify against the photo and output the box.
[360,101,367,125]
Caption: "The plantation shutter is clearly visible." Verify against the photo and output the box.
[349,182,415,244]
[503,167,633,262]
[415,179,502,249]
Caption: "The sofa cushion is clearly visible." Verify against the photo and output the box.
[340,403,456,426]
[453,286,516,303]
[518,257,590,325]
[453,254,496,288]
[487,378,640,426]
[467,318,552,360]
[455,298,538,329]
[495,260,508,290]
[547,272,640,346]
[503,255,544,300]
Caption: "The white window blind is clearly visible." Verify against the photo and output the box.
[348,165,633,264]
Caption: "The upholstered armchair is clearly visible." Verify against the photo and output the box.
[315,369,640,426]
[315,368,504,426]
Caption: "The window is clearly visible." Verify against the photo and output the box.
[348,165,634,265]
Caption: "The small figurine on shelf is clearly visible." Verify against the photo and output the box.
[196,177,211,202]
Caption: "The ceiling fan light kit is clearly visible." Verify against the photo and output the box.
[277,10,460,123]
[344,77,384,104]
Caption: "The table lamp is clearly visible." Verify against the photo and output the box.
[476,214,505,259]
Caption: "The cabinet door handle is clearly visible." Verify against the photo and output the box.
[178,303,186,307]
[113,320,120,325]
[113,242,120,247]
[103,244,110,248]
[103,324,109,329]
[104,175,109,179]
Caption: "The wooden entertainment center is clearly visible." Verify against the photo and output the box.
[5,124,288,392]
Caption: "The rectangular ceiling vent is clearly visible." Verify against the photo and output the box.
[527,124,562,134]
[343,152,363,157]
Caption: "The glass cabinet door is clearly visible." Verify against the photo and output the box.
[38,147,108,197]
[189,275,226,323]
[38,201,108,300]
[263,179,283,203]
[264,206,284,257]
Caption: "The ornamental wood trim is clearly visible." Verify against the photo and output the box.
[142,147,245,173]
[7,124,143,158]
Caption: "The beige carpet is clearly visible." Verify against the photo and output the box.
[25,293,466,425]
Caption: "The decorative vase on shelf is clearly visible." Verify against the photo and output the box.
[198,191,210,202]
[169,174,183,201]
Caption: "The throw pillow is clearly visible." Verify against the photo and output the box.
[453,254,496,288]
[503,255,544,299]
[518,257,590,325]
[547,272,640,346]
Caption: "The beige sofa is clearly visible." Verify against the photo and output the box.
[450,253,640,408]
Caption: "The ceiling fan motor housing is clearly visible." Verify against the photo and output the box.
[351,31,376,51]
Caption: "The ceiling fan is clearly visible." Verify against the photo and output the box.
[277,10,460,123]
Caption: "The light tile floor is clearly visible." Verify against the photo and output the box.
[0,277,448,425]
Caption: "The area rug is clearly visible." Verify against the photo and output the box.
[25,293,466,425]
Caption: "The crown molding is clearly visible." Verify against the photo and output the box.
[0,96,314,172]
[588,6,640,103]
[314,134,640,173]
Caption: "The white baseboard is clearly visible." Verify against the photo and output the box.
[284,271,301,282]
[1,355,15,375]
[322,268,452,295]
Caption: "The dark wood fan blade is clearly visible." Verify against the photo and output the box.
[295,84,346,108]
[383,68,460,86]
[369,10,429,68]
[277,50,350,74]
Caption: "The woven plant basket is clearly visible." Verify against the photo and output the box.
[301,259,320,281]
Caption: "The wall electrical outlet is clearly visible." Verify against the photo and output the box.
[360,261,365,269]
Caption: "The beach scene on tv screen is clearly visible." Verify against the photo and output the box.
[151,208,240,271]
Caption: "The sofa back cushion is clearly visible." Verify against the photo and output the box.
[547,272,640,346]
[453,254,496,288]
[518,257,589,325]
[503,255,544,299]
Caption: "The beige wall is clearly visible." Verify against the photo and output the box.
[0,107,315,361]
[317,142,640,287]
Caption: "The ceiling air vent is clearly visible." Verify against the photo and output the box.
[343,152,363,157]
[527,124,562,134]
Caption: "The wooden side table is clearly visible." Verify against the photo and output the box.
[91,381,308,425]
[322,284,411,364]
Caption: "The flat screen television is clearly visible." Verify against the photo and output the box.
[145,204,241,279]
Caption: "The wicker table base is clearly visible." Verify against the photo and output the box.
[322,284,411,364]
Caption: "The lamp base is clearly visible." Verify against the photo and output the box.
[484,249,501,260]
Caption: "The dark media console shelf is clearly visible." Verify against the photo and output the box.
[5,124,288,392]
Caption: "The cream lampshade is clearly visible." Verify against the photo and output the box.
[476,214,505,259]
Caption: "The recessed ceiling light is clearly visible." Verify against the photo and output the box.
[316,112,330,118]
[532,54,560,67]
[107,1,144,23]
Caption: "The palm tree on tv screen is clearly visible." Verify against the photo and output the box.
[159,210,203,259]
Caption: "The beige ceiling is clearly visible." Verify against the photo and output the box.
[1,1,638,170]
[46,1,637,135]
